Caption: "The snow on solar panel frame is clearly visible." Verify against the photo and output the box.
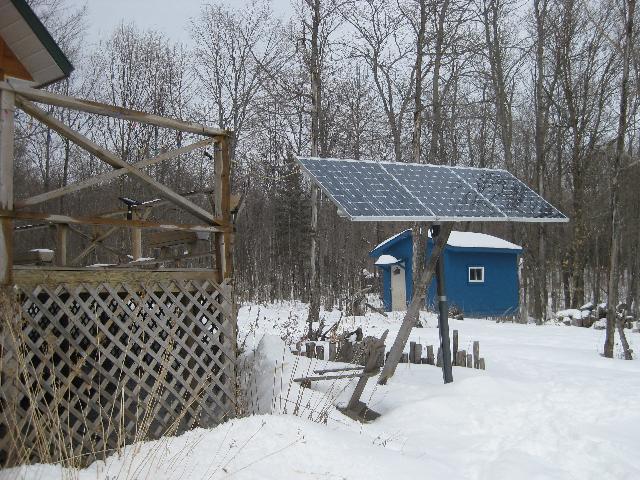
[296,157,568,223]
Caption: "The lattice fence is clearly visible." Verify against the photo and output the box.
[0,275,236,467]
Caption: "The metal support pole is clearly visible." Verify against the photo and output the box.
[432,224,453,383]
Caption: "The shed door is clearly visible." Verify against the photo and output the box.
[390,265,407,311]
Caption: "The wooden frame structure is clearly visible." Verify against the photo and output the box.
[0,80,234,281]
[0,79,238,467]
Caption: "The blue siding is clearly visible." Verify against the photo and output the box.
[371,231,521,316]
[425,245,520,316]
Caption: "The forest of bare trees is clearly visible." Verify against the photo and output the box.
[15,0,640,357]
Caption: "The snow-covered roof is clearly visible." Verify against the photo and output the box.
[375,254,401,266]
[371,229,521,260]
[372,229,411,252]
[429,231,522,250]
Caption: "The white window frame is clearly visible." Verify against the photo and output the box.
[468,266,484,283]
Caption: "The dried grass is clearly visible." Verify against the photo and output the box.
[0,287,229,480]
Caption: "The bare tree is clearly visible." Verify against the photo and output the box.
[604,0,635,358]
[342,0,416,162]
[191,0,283,158]
[298,0,341,337]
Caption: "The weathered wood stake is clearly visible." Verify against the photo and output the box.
[413,343,422,364]
[306,342,316,359]
[473,341,480,369]
[452,329,458,365]
[458,350,467,367]
[426,345,434,365]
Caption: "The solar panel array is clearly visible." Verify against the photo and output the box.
[296,157,567,223]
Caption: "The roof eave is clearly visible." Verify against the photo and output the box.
[445,246,523,255]
[10,0,74,85]
[368,229,412,258]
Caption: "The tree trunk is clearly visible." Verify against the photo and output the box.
[483,0,513,170]
[411,0,428,306]
[605,0,635,358]
[562,254,572,309]
[306,0,323,339]
[412,0,427,165]
[429,0,450,165]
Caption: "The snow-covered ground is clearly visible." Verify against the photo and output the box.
[6,302,640,480]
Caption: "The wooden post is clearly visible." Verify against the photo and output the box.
[131,212,142,261]
[409,341,416,363]
[213,136,233,282]
[315,345,325,360]
[306,342,316,359]
[457,350,466,367]
[426,345,434,365]
[478,358,486,370]
[452,329,458,366]
[413,343,422,364]
[473,341,480,369]
[213,140,224,282]
[329,342,337,361]
[55,224,68,266]
[466,353,473,368]
[400,353,409,363]
[0,88,15,286]
[220,135,233,279]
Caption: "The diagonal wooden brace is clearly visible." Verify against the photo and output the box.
[16,137,215,210]
[338,329,388,423]
[16,97,216,225]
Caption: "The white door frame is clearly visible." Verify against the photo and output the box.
[390,263,407,311]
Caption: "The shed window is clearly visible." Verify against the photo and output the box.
[468,266,484,283]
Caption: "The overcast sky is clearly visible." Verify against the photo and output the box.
[72,0,292,46]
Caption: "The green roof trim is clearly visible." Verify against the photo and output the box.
[10,0,74,81]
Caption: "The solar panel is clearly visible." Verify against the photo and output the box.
[296,157,568,223]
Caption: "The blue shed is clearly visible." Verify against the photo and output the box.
[369,230,523,317]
